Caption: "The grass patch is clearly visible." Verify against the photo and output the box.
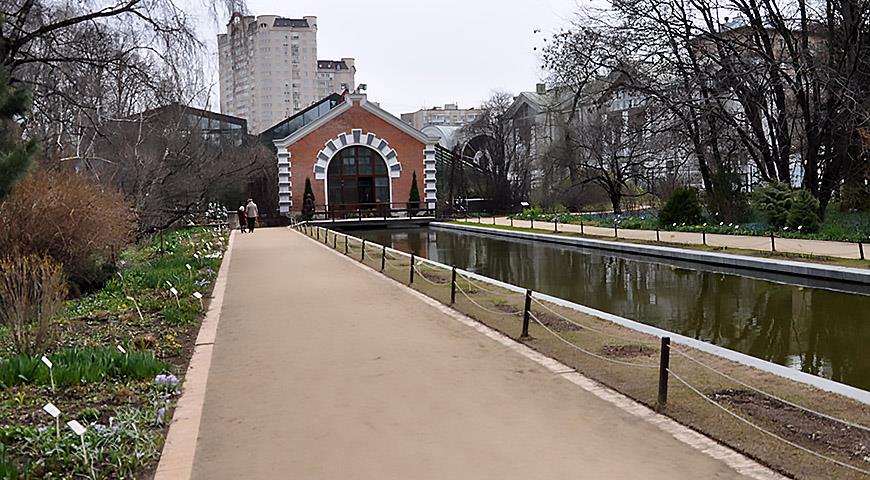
[0,347,168,388]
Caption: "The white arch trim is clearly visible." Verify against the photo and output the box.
[313,129,401,181]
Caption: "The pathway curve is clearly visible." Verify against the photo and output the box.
[478,217,866,259]
[189,227,759,479]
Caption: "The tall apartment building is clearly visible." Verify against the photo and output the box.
[401,104,481,130]
[316,59,355,99]
[218,13,356,134]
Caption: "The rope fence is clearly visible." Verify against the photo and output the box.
[667,368,870,477]
[293,222,870,477]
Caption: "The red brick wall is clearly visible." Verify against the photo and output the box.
[287,101,426,211]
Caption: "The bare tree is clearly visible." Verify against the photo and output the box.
[458,92,533,209]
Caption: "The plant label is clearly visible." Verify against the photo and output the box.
[43,402,61,418]
[186,264,192,270]
[67,420,86,436]
[41,356,53,369]
[125,296,135,301]
[166,281,173,288]
[193,292,203,299]
[170,287,178,296]
[116,345,127,354]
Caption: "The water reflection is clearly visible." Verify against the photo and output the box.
[355,227,870,390]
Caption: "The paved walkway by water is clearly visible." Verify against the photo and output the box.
[478,217,866,260]
[184,227,765,479]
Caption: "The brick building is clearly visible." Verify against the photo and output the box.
[270,93,438,215]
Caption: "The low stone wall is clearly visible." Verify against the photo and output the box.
[432,222,870,288]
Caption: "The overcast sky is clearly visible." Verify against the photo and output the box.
[199,0,581,116]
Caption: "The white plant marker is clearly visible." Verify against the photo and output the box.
[41,355,55,392]
[169,287,180,308]
[116,344,127,355]
[193,291,204,310]
[67,420,95,480]
[125,295,144,322]
[43,402,61,440]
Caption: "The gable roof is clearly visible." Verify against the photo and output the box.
[273,94,439,148]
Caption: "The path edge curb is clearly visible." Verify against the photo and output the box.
[154,230,236,480]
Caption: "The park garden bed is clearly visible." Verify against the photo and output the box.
[0,227,227,479]
[508,206,870,243]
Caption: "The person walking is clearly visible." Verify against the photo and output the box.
[245,198,259,233]
[237,206,247,233]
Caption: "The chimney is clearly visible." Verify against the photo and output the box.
[536,83,546,94]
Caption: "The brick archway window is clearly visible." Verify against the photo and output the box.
[327,146,390,209]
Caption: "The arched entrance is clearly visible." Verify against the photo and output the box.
[326,146,391,210]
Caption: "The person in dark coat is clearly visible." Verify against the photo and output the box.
[237,206,247,233]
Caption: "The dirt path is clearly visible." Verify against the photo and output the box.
[487,217,865,259]
[189,227,757,479]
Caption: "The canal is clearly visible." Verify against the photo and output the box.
[354,226,870,391]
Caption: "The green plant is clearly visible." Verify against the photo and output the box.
[302,177,315,220]
[753,182,792,229]
[0,64,34,203]
[79,407,101,422]
[658,187,703,227]
[0,254,68,355]
[787,189,821,233]
[0,442,20,479]
[408,171,421,213]
[0,347,169,388]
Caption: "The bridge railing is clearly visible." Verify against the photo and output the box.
[307,202,436,222]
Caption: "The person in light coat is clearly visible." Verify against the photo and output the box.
[245,198,259,232]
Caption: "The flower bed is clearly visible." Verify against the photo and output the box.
[0,227,227,478]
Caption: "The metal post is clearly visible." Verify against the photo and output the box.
[409,254,415,284]
[333,233,337,249]
[657,337,671,409]
[493,215,496,225]
[702,229,707,245]
[530,218,534,229]
[361,239,366,261]
[614,223,618,239]
[554,218,558,233]
[358,209,362,221]
[317,228,320,241]
[478,215,482,224]
[859,242,865,261]
[656,228,660,242]
[580,220,584,235]
[510,217,514,227]
[450,267,457,304]
[381,245,386,271]
[345,235,349,255]
[770,231,776,252]
[521,289,532,338]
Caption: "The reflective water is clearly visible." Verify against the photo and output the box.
[355,226,870,390]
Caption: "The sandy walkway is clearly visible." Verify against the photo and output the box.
[189,227,754,479]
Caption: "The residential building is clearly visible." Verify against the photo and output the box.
[218,13,356,134]
[316,59,355,99]
[401,104,481,130]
